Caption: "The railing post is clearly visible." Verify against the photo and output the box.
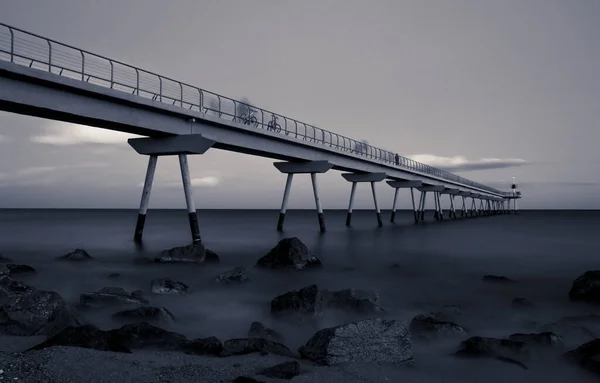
[159,78,163,102]
[198,88,203,112]
[47,41,52,72]
[80,51,85,81]
[135,68,139,95]
[180,83,183,107]
[9,28,14,63]
[109,61,114,88]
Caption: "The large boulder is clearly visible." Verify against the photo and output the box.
[324,288,384,314]
[270,284,325,321]
[248,321,285,343]
[256,238,321,270]
[79,287,148,309]
[409,313,468,341]
[27,325,131,353]
[0,276,77,336]
[151,278,188,294]
[214,267,249,284]
[155,243,206,263]
[564,338,600,374]
[298,318,412,366]
[222,337,294,357]
[109,322,187,350]
[569,270,600,303]
[112,306,175,325]
[58,249,93,261]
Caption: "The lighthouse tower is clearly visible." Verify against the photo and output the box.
[509,176,521,213]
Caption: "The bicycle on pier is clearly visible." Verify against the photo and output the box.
[240,108,259,127]
[267,113,282,133]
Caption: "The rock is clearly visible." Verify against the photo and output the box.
[512,297,534,309]
[324,288,384,314]
[214,267,249,284]
[151,278,189,294]
[257,361,300,379]
[256,237,322,270]
[569,270,600,303]
[0,265,9,277]
[6,264,36,275]
[248,321,285,343]
[109,322,187,350]
[271,284,325,321]
[27,324,131,353]
[540,316,598,346]
[79,287,149,309]
[298,318,413,366]
[112,306,175,325]
[0,254,12,263]
[156,243,206,263]
[233,377,265,383]
[564,338,600,374]
[409,313,468,340]
[222,338,295,357]
[181,336,223,356]
[108,273,121,278]
[205,249,220,263]
[0,276,77,336]
[482,275,516,283]
[508,332,564,348]
[58,249,92,261]
[456,336,528,361]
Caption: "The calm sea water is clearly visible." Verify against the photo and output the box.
[1,209,599,381]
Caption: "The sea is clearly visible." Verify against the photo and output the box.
[0,209,599,382]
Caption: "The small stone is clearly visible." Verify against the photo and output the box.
[248,321,285,343]
[409,313,468,340]
[324,288,384,314]
[257,361,300,379]
[270,284,325,321]
[214,267,249,284]
[57,249,92,261]
[456,336,528,361]
[482,275,517,283]
[508,332,563,348]
[151,278,189,294]
[156,243,206,263]
[256,237,321,270]
[79,287,148,309]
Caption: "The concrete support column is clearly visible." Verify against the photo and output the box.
[460,196,466,217]
[310,172,326,232]
[371,181,383,227]
[514,198,518,215]
[417,191,425,222]
[449,195,456,219]
[386,180,422,224]
[433,192,439,221]
[390,187,399,223]
[421,192,427,221]
[346,181,357,226]
[178,154,201,243]
[277,174,294,231]
[410,188,418,223]
[134,155,158,242]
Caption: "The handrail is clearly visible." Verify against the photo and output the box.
[0,22,512,197]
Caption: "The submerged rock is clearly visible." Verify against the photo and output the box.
[569,270,600,303]
[233,377,265,383]
[324,288,384,314]
[151,278,189,294]
[508,332,564,349]
[214,267,249,284]
[110,322,187,350]
[248,321,285,343]
[0,265,9,277]
[27,325,131,353]
[182,336,223,356]
[409,313,468,341]
[58,249,93,261]
[79,287,148,309]
[482,275,517,283]
[0,254,12,263]
[256,237,321,270]
[222,337,294,357]
[6,264,36,275]
[0,276,77,336]
[112,306,175,325]
[205,249,220,264]
[156,243,206,263]
[108,273,121,278]
[270,284,325,321]
[564,338,600,374]
[512,297,535,309]
[257,361,300,379]
[540,315,599,347]
[456,336,528,362]
[298,318,412,366]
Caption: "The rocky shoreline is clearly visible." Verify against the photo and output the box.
[1,238,600,382]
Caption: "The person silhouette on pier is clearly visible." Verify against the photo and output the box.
[395,153,400,166]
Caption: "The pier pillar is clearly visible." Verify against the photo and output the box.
[134,155,158,242]
[419,191,426,221]
[433,192,439,221]
[273,160,333,232]
[342,172,386,227]
[449,194,456,219]
[417,185,445,221]
[277,174,294,231]
[386,180,422,224]
[390,186,399,223]
[128,134,215,243]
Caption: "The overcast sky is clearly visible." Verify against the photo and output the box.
[1,0,599,209]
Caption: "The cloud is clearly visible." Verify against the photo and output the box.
[136,176,221,188]
[0,162,108,187]
[30,121,143,145]
[407,154,529,172]
[0,134,10,143]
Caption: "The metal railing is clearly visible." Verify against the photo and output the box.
[0,23,511,197]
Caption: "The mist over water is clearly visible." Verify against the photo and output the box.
[1,209,599,382]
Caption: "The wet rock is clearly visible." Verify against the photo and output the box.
[248,321,285,343]
[108,273,121,278]
[181,336,223,356]
[214,267,249,284]
[205,249,220,264]
[569,270,600,303]
[79,287,149,309]
[27,324,131,353]
[298,318,412,366]
[324,288,384,314]
[151,278,189,294]
[482,275,516,283]
[409,313,468,340]
[271,284,325,321]
[564,338,600,374]
[256,237,322,270]
[112,306,175,325]
[6,264,36,275]
[508,332,564,348]
[222,338,295,357]
[540,316,598,346]
[512,297,534,309]
[109,322,187,350]
[257,361,300,379]
[58,249,93,261]
[0,265,9,277]
[0,276,77,336]
[155,243,206,263]
[456,336,528,361]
